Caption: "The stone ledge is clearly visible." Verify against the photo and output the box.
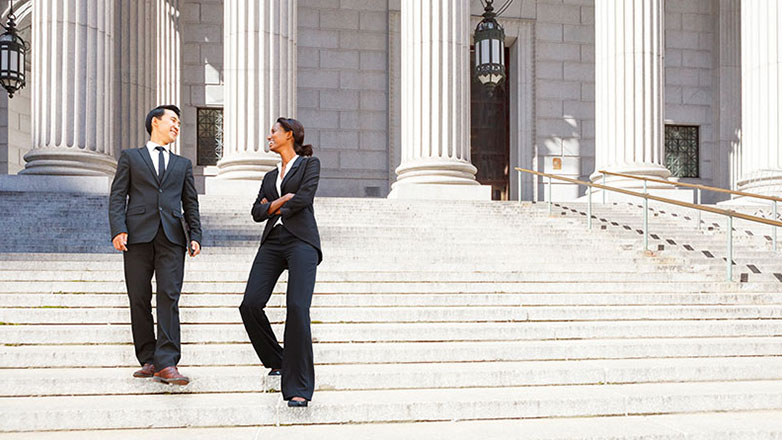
[0,175,111,194]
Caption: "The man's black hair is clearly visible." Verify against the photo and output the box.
[145,105,181,135]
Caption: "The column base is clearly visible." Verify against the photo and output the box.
[736,170,782,198]
[590,163,672,189]
[20,148,117,176]
[394,158,479,185]
[0,175,112,193]
[215,152,279,180]
[388,183,491,200]
[204,177,262,197]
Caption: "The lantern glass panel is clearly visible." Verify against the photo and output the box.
[10,50,16,73]
[492,40,500,64]
[0,47,7,71]
[480,39,490,65]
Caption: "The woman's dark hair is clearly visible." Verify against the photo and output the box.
[145,105,181,135]
[276,117,313,157]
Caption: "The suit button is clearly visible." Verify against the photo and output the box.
[158,189,162,193]
[159,207,163,212]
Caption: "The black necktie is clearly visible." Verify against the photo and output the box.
[155,146,165,181]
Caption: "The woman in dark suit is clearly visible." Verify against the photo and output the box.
[239,117,322,407]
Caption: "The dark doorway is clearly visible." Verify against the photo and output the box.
[470,46,511,200]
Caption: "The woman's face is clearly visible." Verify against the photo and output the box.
[268,122,292,154]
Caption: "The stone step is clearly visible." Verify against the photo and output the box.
[4,411,782,440]
[3,305,782,325]
[5,291,780,308]
[4,380,782,431]
[3,280,776,295]
[3,320,781,345]
[2,357,782,398]
[0,270,719,282]
[2,337,780,368]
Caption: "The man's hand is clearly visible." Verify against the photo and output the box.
[261,198,268,204]
[189,241,201,257]
[112,233,128,252]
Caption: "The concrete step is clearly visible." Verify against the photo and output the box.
[2,337,781,368]
[4,411,782,440]
[4,320,781,345]
[5,291,781,308]
[0,270,720,283]
[3,280,778,295]
[4,380,782,431]
[4,305,782,325]
[3,357,782,397]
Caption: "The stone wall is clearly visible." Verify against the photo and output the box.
[181,0,223,190]
[297,0,389,197]
[665,0,716,189]
[534,0,595,200]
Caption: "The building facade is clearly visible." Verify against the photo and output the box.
[0,0,780,202]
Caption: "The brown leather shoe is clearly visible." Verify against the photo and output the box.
[133,363,155,378]
[153,366,190,385]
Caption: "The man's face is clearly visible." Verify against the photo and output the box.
[152,109,180,145]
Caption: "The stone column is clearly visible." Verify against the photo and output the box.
[717,0,741,192]
[115,0,155,154]
[737,1,782,196]
[591,0,670,188]
[388,0,488,200]
[156,0,182,154]
[216,0,297,180]
[23,0,116,175]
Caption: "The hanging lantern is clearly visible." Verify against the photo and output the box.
[0,1,26,98]
[474,0,506,92]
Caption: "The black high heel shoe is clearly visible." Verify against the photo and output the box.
[268,368,281,376]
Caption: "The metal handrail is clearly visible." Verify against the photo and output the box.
[515,167,782,281]
[598,169,782,203]
[598,169,780,249]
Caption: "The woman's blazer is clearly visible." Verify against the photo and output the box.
[251,156,322,263]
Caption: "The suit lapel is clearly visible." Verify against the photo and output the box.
[137,147,160,184]
[160,154,179,187]
[280,157,303,192]
[268,168,280,199]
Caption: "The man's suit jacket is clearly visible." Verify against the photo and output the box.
[251,156,322,263]
[109,146,202,247]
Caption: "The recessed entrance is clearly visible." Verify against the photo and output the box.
[470,47,511,200]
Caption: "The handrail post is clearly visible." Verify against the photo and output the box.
[602,174,606,204]
[547,176,552,216]
[696,188,702,230]
[587,184,593,230]
[773,201,778,251]
[727,215,733,282]
[644,180,649,251]
[517,169,522,205]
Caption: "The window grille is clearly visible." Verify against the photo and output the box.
[664,125,699,178]
[197,108,223,166]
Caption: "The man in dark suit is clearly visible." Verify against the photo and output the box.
[108,105,202,385]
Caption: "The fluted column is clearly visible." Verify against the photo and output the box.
[156,0,181,154]
[217,0,297,180]
[23,0,116,175]
[717,0,741,192]
[389,0,484,199]
[115,0,155,153]
[591,0,670,188]
[737,1,782,196]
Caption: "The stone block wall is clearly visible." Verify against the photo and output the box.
[664,0,716,188]
[534,0,595,200]
[297,0,389,197]
[181,0,224,190]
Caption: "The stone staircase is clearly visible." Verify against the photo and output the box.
[1,192,782,438]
